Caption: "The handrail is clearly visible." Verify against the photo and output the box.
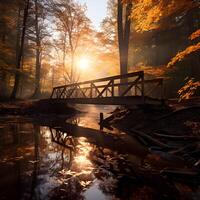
[53,71,144,90]
[61,78,163,91]
[50,71,164,100]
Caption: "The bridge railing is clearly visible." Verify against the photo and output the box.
[50,71,163,100]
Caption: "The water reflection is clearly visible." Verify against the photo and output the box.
[0,119,138,200]
[66,104,118,132]
[0,114,193,200]
[74,137,93,171]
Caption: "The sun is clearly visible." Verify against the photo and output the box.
[77,57,90,71]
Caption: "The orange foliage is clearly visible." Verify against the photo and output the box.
[130,65,167,77]
[189,29,200,40]
[130,0,197,32]
[178,78,200,101]
[167,42,200,68]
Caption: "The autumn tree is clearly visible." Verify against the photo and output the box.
[10,0,30,99]
[28,0,49,97]
[0,0,24,98]
[101,0,118,49]
[128,0,200,97]
[50,0,90,83]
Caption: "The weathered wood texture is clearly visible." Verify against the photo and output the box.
[50,71,164,105]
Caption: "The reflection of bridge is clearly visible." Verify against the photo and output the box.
[48,125,147,156]
[50,71,164,105]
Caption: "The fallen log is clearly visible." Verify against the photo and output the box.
[152,132,198,141]
[149,149,185,163]
[130,129,172,149]
[188,149,200,157]
[156,106,200,121]
[160,168,200,177]
[169,143,199,155]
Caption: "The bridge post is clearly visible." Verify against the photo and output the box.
[50,88,55,98]
[90,83,93,98]
[99,112,104,130]
[135,85,137,96]
[111,80,114,97]
[160,79,164,99]
[141,72,145,103]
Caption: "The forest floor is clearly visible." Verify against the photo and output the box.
[0,99,78,116]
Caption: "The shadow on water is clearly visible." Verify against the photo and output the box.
[0,105,193,200]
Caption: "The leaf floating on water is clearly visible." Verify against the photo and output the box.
[58,169,76,176]
[80,180,92,187]
[60,188,67,192]
[14,156,24,161]
[1,158,8,163]
[29,160,39,164]
[57,179,64,184]
[25,171,33,176]
[194,160,200,167]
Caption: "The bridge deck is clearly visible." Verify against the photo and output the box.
[50,96,162,105]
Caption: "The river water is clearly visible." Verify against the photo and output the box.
[0,104,191,200]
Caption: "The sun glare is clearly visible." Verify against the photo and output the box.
[78,57,90,71]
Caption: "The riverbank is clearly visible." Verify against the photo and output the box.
[101,99,200,173]
[0,99,78,116]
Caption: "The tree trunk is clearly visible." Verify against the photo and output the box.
[62,32,71,84]
[15,8,21,71]
[117,0,132,95]
[10,0,30,99]
[68,31,75,83]
[32,0,41,98]
[0,71,7,98]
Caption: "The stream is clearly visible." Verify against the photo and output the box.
[0,104,193,200]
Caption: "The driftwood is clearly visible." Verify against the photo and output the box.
[130,129,172,148]
[152,132,198,140]
[169,143,199,155]
[156,105,200,121]
[135,135,149,146]
[160,168,200,177]
[189,149,200,157]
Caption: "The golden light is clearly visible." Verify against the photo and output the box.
[77,57,90,71]
[74,137,93,169]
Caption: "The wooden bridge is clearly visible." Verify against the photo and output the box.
[50,71,164,105]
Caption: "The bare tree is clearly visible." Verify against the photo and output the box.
[50,0,90,83]
[10,0,30,99]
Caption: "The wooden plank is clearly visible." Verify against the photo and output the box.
[53,78,163,92]
[67,86,77,98]
[50,88,55,98]
[111,80,114,97]
[50,96,162,105]
[53,71,144,90]
[50,70,164,104]
[121,76,141,96]
[91,82,101,96]
[77,85,87,98]
[141,73,144,102]
[97,80,113,98]
[90,83,93,98]
[145,82,160,97]
[59,87,67,98]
